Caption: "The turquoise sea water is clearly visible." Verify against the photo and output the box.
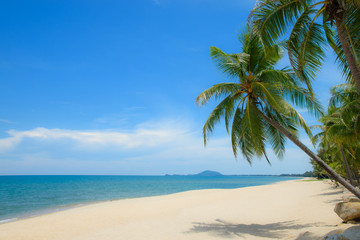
[0,175,301,223]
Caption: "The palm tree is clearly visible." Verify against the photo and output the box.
[315,83,360,185]
[312,111,358,186]
[250,0,360,92]
[196,29,360,198]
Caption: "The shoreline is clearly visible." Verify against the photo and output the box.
[1,179,302,223]
[0,178,352,240]
[0,176,301,224]
[0,202,93,225]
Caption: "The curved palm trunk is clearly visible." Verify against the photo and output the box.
[340,145,355,186]
[335,16,360,92]
[260,112,360,199]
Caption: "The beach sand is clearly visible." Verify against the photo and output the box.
[0,179,354,240]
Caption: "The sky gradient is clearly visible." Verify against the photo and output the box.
[0,0,344,175]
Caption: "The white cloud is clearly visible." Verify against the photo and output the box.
[0,121,192,152]
[0,118,314,175]
[0,133,23,153]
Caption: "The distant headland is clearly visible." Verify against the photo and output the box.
[193,170,223,176]
[165,170,223,177]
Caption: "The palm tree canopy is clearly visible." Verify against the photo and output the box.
[311,82,360,184]
[196,29,323,164]
[250,0,360,90]
[326,83,360,143]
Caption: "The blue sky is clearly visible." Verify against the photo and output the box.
[0,0,344,175]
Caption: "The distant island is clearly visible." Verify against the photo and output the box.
[165,170,223,177]
[193,170,223,176]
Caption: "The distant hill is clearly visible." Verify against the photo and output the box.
[193,170,223,177]
[165,170,223,177]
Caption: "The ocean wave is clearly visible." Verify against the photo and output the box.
[0,218,17,224]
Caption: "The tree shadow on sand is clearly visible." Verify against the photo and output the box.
[187,219,316,239]
[318,190,343,196]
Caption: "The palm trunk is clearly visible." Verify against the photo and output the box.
[260,112,360,199]
[335,16,360,92]
[340,145,355,186]
[355,167,360,187]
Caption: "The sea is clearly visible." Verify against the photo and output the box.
[0,175,301,223]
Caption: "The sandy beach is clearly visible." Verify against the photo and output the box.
[0,179,354,240]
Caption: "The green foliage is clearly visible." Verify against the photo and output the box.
[251,0,360,89]
[251,0,360,181]
[196,28,322,164]
[311,83,360,184]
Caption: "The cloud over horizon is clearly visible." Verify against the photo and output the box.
[0,119,201,152]
[0,118,313,175]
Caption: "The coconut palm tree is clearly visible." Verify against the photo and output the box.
[312,111,358,186]
[196,29,360,198]
[250,0,360,92]
[312,83,360,186]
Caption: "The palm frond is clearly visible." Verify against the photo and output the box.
[281,100,313,138]
[311,131,324,146]
[251,0,309,48]
[287,7,326,93]
[252,81,285,113]
[281,82,324,118]
[230,107,244,159]
[196,83,242,105]
[210,47,249,79]
[265,118,286,159]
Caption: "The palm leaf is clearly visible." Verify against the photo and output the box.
[196,83,242,105]
[265,119,286,159]
[251,0,309,48]
[287,7,326,93]
[210,47,249,79]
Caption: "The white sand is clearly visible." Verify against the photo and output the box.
[0,179,353,240]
